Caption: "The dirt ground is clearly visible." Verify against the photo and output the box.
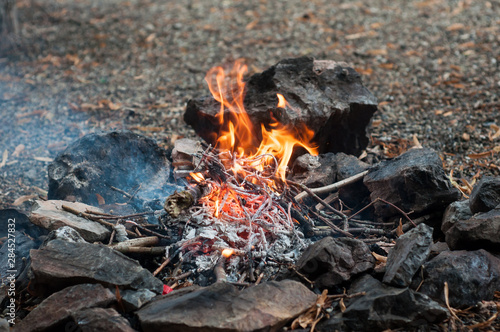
[1,0,499,208]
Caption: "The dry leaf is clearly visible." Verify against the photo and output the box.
[396,219,404,237]
[96,193,106,205]
[12,144,25,157]
[489,124,500,141]
[339,298,346,312]
[371,251,387,263]
[446,23,465,31]
[291,289,328,330]
[366,49,387,56]
[468,151,492,159]
[33,156,54,162]
[444,282,461,320]
[0,150,8,168]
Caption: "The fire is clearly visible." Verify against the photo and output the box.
[205,60,318,182]
[190,172,205,182]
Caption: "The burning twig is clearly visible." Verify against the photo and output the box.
[294,170,369,201]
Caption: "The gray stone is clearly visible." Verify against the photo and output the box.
[29,239,163,296]
[12,283,115,332]
[290,153,337,188]
[43,226,87,246]
[0,319,9,332]
[418,249,500,307]
[185,57,378,156]
[383,223,433,287]
[445,207,500,251]
[441,200,473,233]
[30,200,110,242]
[121,288,157,312]
[469,176,500,214]
[296,237,375,289]
[321,274,447,331]
[137,280,317,332]
[364,148,461,219]
[70,308,136,332]
[47,131,173,208]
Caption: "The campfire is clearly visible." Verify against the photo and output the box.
[8,57,500,332]
[165,60,319,282]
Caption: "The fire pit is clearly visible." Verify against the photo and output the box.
[3,57,500,332]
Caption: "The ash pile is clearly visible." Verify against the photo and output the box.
[2,57,500,332]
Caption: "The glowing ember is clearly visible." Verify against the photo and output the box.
[190,172,205,182]
[221,248,234,258]
[276,93,286,108]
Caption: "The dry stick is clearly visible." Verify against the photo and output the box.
[166,270,193,281]
[61,205,137,238]
[288,180,349,230]
[111,236,159,250]
[214,256,227,283]
[153,256,172,277]
[113,247,165,255]
[348,197,416,228]
[88,211,155,219]
[311,211,354,238]
[110,185,134,199]
[328,291,366,300]
[294,170,369,201]
[390,212,440,235]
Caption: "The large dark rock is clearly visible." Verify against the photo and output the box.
[296,237,375,289]
[363,148,461,219]
[12,283,115,332]
[444,207,500,252]
[137,280,317,332]
[469,176,500,214]
[417,249,500,307]
[48,131,173,208]
[441,200,472,233]
[29,239,163,296]
[319,274,447,331]
[185,57,378,156]
[290,153,337,188]
[383,223,433,287]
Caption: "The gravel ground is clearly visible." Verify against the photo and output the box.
[1,0,499,208]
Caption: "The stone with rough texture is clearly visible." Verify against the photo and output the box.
[444,207,500,251]
[469,176,500,214]
[121,288,157,312]
[12,283,115,332]
[418,249,500,307]
[383,223,433,287]
[320,274,447,331]
[185,57,378,156]
[29,239,163,296]
[137,280,317,332]
[441,200,473,233]
[47,131,173,208]
[42,226,87,246]
[30,200,110,242]
[296,237,375,289]
[364,148,461,219]
[70,308,136,332]
[290,153,337,188]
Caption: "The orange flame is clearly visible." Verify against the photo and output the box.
[190,172,205,182]
[205,61,318,181]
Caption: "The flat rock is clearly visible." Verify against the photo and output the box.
[418,249,500,307]
[29,239,163,296]
[137,280,317,332]
[70,308,136,332]
[42,225,87,246]
[322,274,447,331]
[296,237,375,289]
[469,176,500,214]
[383,223,433,287]
[12,283,115,332]
[364,148,461,219]
[444,207,500,251]
[185,57,378,156]
[441,200,472,233]
[47,131,173,208]
[29,200,110,242]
